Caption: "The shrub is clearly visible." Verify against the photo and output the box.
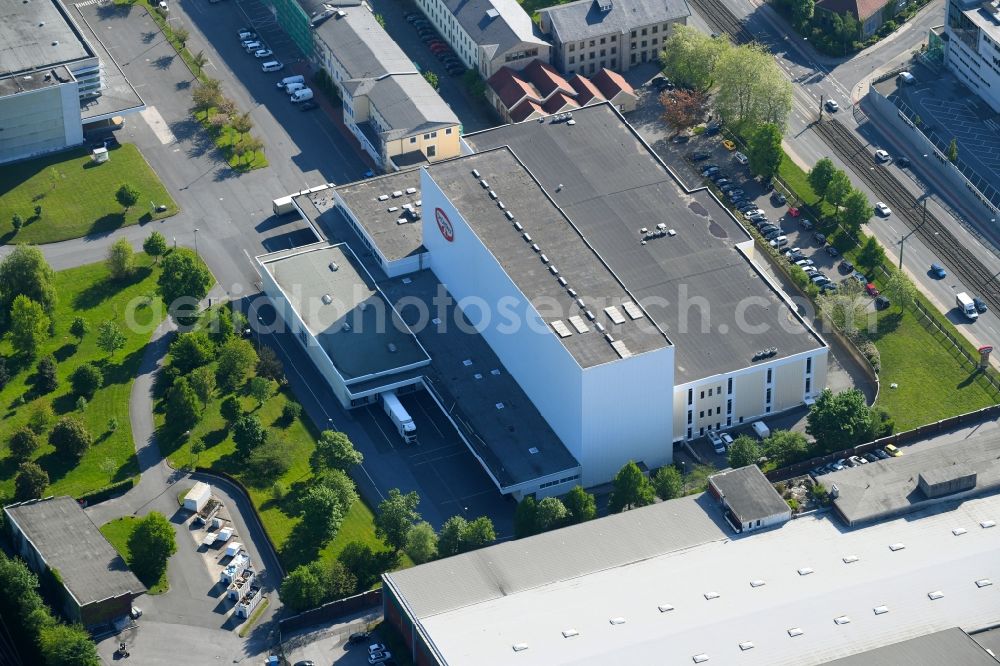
[280,402,302,425]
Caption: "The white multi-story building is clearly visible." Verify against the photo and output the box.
[943,0,1000,112]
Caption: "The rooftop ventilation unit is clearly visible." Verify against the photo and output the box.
[738,642,754,651]
[378,194,390,201]
[491,368,501,376]
[486,7,500,18]
[392,190,403,197]
[576,298,585,308]
[557,277,567,286]
[532,244,540,252]
[342,322,351,332]
[388,206,399,212]
[889,543,906,552]
[953,527,967,535]
[480,179,489,188]
[495,402,505,410]
[505,211,515,220]
[976,579,993,587]
[787,628,804,637]
[982,519,996,528]
[928,591,944,600]
[549,266,559,275]
[834,616,851,625]
[842,555,859,564]
[704,592,720,600]
[567,119,576,125]
[329,262,339,271]
[463,359,473,366]
[585,310,595,320]
[474,373,483,380]
[693,655,709,664]
[567,289,577,298]
[873,605,889,615]
[594,322,605,333]
[336,9,346,17]
[540,254,548,263]
[489,190,497,199]
[405,187,417,194]
[512,643,528,652]
[514,222,523,231]
[523,233,532,242]
[561,629,578,638]
[609,617,626,625]
[657,604,674,613]
[387,343,397,352]
[322,294,333,304]
[604,333,615,343]
[750,580,766,588]
[569,316,589,333]
[498,201,505,209]
[797,567,814,576]
[551,320,572,338]
[472,169,480,178]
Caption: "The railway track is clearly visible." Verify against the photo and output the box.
[687,0,755,45]
[816,119,1000,311]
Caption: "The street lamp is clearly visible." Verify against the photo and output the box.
[194,228,199,256]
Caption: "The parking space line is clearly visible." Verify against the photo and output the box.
[361,406,395,450]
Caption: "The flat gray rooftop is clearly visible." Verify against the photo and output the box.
[333,170,425,262]
[0,66,73,97]
[380,269,580,490]
[258,242,430,383]
[4,497,144,606]
[823,627,1000,666]
[710,464,790,524]
[463,103,825,382]
[0,0,92,76]
[385,490,1000,666]
[829,427,1000,526]
[74,2,144,121]
[428,148,671,369]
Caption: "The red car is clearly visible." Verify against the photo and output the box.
[865,283,880,297]
[788,206,800,217]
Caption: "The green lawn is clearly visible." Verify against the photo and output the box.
[0,256,165,501]
[159,357,403,574]
[99,516,169,594]
[0,144,178,245]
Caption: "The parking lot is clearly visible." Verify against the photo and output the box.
[280,609,384,665]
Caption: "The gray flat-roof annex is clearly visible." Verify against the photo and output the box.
[4,497,145,606]
[258,242,430,382]
[829,428,1000,526]
[709,464,790,524]
[332,170,425,262]
[462,103,825,382]
[822,627,1000,666]
[0,0,93,77]
[73,3,144,121]
[429,148,671,369]
[380,270,580,490]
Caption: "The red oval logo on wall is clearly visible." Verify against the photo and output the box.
[435,207,454,242]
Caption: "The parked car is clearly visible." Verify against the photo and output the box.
[787,252,806,263]
[864,452,880,463]
[873,448,890,460]
[825,245,840,257]
[243,41,262,52]
[759,224,779,235]
[875,202,891,217]
[690,151,711,161]
[843,456,860,467]
[238,29,256,40]
[874,149,890,162]
[726,189,745,199]
[800,218,814,230]
[875,295,891,310]
[784,247,802,256]
[865,282,880,297]
[833,460,848,470]
[787,206,800,218]
[298,101,319,111]
[974,297,989,313]
[764,230,783,241]
[813,232,826,244]
[734,151,748,164]
[369,644,388,655]
[811,274,831,285]
[930,263,947,279]
[720,432,734,449]
[896,156,911,168]
[722,139,736,151]
[707,431,725,454]
[771,191,787,205]
[820,282,838,293]
[672,134,690,143]
[703,124,722,136]
[769,236,789,248]
[825,99,839,112]
[839,260,854,273]
[369,652,392,665]
[795,258,815,268]
[884,444,902,457]
[348,631,371,644]
[253,49,273,59]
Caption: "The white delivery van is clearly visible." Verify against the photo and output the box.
[284,82,305,94]
[290,88,314,103]
[956,292,979,320]
[277,74,304,89]
[898,71,916,84]
[751,421,770,439]
[261,61,284,72]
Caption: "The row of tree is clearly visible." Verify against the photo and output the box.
[659,26,793,137]
[806,157,875,237]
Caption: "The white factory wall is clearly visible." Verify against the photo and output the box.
[0,82,83,165]
[581,346,674,485]
[420,170,585,457]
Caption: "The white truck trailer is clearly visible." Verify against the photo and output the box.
[956,292,979,321]
[383,392,417,444]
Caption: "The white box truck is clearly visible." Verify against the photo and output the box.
[956,292,978,320]
[383,392,417,444]
[751,421,770,439]
[184,482,211,512]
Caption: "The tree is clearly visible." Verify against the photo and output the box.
[514,496,538,538]
[653,465,683,500]
[11,213,23,233]
[216,338,258,392]
[35,355,58,394]
[882,268,917,310]
[727,435,761,467]
[405,521,438,564]
[338,541,399,591]
[221,395,243,423]
[9,295,50,357]
[280,563,332,612]
[204,306,242,346]
[840,189,873,235]
[143,231,168,264]
[104,239,134,283]
[438,515,495,557]
[808,158,836,200]
[818,278,872,338]
[158,250,212,325]
[748,123,783,181]
[166,378,201,432]
[300,485,345,543]
[660,25,731,92]
[422,70,439,90]
[232,112,253,142]
[608,461,655,512]
[311,430,364,471]
[375,488,421,552]
[790,0,815,26]
[463,516,497,550]
[314,468,358,513]
[14,462,49,501]
[762,430,809,467]
[9,427,40,460]
[857,235,887,270]
[232,414,267,456]
[825,169,852,208]
[238,136,264,165]
[281,401,302,425]
[96,319,127,357]
[38,623,100,666]
[69,316,88,342]
[28,402,54,434]
[191,51,209,76]
[70,363,103,399]
[536,497,568,531]
[256,345,284,382]
[806,388,875,453]
[189,365,216,406]
[714,43,793,133]
[563,485,597,523]
[174,25,190,46]
[659,89,708,134]
[248,376,276,407]
[0,244,57,316]
[127,512,177,585]
[867,405,894,440]
[115,184,140,214]
[0,356,8,391]
[169,332,215,373]
[947,137,958,163]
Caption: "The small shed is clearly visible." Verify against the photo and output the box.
[91,147,108,163]
[184,482,211,513]
[708,465,791,533]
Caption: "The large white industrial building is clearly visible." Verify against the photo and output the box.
[261,102,828,498]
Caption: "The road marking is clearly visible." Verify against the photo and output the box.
[139,106,177,144]
[412,395,446,438]
[364,406,396,450]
